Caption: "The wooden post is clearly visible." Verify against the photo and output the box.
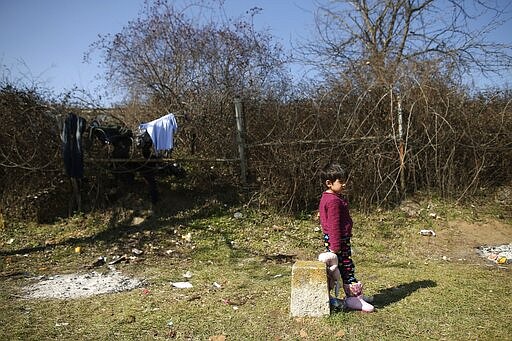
[234,98,247,186]
[397,94,406,200]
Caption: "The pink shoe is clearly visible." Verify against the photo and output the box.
[345,296,374,312]
[343,282,375,313]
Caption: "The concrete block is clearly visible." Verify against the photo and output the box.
[290,260,330,317]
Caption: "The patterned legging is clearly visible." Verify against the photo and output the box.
[325,234,357,284]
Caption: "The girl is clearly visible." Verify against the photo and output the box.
[318,163,374,312]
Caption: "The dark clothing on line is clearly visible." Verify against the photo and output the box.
[62,113,86,178]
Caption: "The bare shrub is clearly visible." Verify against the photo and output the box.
[241,82,512,211]
[0,85,67,221]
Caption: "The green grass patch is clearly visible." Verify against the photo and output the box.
[1,197,510,340]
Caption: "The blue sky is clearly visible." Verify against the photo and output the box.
[0,0,142,98]
[0,0,510,104]
[0,0,314,102]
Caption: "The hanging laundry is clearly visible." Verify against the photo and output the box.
[61,112,87,178]
[89,124,133,159]
[139,113,178,153]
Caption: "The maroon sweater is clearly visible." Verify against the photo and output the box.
[318,191,353,253]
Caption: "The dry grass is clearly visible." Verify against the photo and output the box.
[1,189,511,340]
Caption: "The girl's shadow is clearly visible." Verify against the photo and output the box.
[372,280,437,309]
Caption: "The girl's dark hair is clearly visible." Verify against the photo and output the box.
[320,163,347,185]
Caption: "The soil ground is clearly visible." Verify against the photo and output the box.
[428,219,511,263]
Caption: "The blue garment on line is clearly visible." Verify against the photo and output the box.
[139,113,178,153]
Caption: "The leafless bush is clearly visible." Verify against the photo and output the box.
[0,84,68,221]
[3,0,511,221]
[241,81,512,211]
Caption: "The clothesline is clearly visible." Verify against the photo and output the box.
[87,157,240,163]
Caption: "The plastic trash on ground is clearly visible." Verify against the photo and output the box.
[171,281,193,289]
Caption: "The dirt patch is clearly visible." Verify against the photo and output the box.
[22,269,143,299]
[417,218,511,263]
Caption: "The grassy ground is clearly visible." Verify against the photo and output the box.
[0,187,511,340]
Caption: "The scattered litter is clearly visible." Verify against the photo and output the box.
[171,281,193,289]
[6,238,14,245]
[109,254,127,265]
[182,271,193,278]
[131,217,145,225]
[131,248,143,255]
[128,255,141,263]
[167,320,174,327]
[479,244,512,264]
[55,322,69,327]
[273,274,283,278]
[74,246,82,253]
[182,233,192,242]
[419,229,436,236]
[487,253,499,261]
[212,282,222,289]
[233,212,243,219]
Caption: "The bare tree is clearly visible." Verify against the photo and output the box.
[297,0,512,201]
[85,0,292,170]
[303,0,511,86]
[87,0,290,111]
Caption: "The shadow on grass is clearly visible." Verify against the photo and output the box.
[372,280,437,309]
[0,183,242,257]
